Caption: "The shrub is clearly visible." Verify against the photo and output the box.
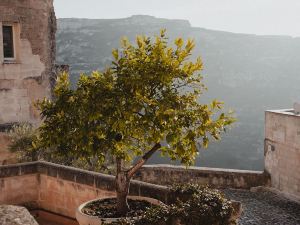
[170,184,234,225]
[8,123,113,173]
[8,123,41,162]
[103,184,234,225]
[175,189,233,225]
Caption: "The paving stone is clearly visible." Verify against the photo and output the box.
[223,189,300,225]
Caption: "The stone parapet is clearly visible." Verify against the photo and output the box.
[135,164,270,189]
[0,161,170,218]
[0,161,243,223]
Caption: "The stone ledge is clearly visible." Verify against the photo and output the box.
[36,161,170,202]
[135,164,270,189]
[0,161,242,221]
[0,161,170,203]
[0,205,38,225]
[266,109,300,117]
[142,164,264,174]
[0,161,270,191]
[37,161,117,191]
[0,161,37,178]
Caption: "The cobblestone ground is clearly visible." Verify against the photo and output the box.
[223,189,300,225]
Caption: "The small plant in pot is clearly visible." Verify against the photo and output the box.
[36,30,235,224]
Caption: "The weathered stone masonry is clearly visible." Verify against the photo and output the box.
[0,162,242,224]
[0,162,171,219]
[1,162,298,225]
[0,0,56,125]
[265,109,300,200]
[134,164,270,189]
[0,0,56,165]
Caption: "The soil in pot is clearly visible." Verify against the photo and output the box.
[82,198,152,218]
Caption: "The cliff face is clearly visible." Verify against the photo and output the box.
[56,16,192,78]
[56,16,300,170]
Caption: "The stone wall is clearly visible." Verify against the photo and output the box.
[0,173,39,206]
[0,162,170,219]
[0,162,245,224]
[0,205,39,225]
[0,0,56,164]
[265,110,300,200]
[135,164,270,189]
[0,0,56,125]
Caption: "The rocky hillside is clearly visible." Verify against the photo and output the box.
[56,15,300,170]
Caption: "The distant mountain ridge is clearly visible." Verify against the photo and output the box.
[56,15,300,170]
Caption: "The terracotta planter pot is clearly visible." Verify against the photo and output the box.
[76,196,164,225]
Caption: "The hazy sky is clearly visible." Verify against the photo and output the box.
[54,0,300,37]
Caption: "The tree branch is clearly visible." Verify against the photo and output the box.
[127,143,161,178]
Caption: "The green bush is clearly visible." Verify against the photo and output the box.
[172,186,233,225]
[103,184,234,225]
[8,123,41,162]
[8,123,114,173]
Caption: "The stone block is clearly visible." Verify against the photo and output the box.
[75,171,95,186]
[0,166,19,178]
[57,167,77,182]
[0,205,39,225]
[94,174,115,191]
[47,166,58,177]
[129,181,141,196]
[20,163,38,175]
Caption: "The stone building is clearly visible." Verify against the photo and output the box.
[265,107,300,200]
[0,0,56,164]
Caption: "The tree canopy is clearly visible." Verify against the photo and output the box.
[37,30,234,168]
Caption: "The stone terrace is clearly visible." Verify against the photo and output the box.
[0,161,170,224]
[224,189,300,225]
[0,161,299,225]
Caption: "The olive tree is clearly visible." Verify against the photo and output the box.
[36,30,234,214]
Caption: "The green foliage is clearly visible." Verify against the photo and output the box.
[8,123,40,162]
[103,184,234,225]
[8,123,112,172]
[170,183,222,201]
[37,30,234,168]
[169,184,233,225]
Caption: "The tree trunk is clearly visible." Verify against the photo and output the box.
[116,159,130,215]
[116,171,130,214]
[115,143,161,215]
